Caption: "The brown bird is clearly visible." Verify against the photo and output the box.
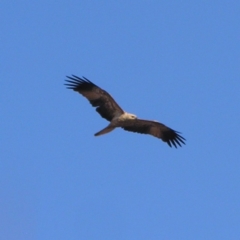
[65,75,186,148]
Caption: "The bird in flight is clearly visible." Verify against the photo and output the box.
[65,75,186,148]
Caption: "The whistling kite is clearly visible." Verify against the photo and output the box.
[65,75,185,148]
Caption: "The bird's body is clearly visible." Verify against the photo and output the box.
[65,75,185,148]
[94,112,137,136]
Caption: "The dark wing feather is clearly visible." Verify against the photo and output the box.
[122,119,185,148]
[65,75,124,121]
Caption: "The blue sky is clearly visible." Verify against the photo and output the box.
[1,1,240,239]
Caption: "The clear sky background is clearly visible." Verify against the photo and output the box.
[1,1,240,239]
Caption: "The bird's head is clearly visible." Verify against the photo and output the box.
[129,114,137,119]
[122,112,137,120]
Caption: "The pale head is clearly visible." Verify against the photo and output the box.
[125,112,137,120]
[118,112,137,121]
[130,114,137,119]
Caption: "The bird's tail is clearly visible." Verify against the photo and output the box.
[94,125,115,136]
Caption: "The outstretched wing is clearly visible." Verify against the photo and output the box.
[122,119,185,148]
[65,75,124,121]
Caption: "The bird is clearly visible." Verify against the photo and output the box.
[65,75,186,148]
